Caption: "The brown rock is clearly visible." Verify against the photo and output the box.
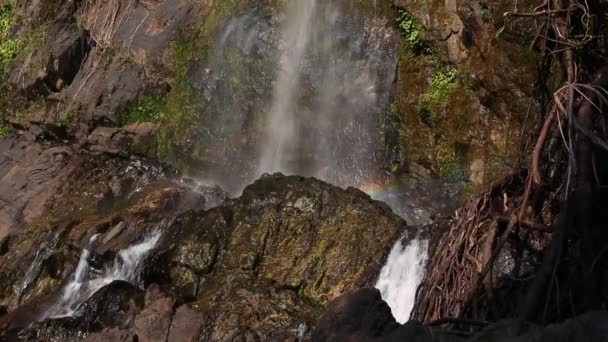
[167,305,205,342]
[133,285,175,342]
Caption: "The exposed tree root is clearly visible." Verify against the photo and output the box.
[412,0,608,327]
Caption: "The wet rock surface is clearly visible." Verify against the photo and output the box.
[0,169,404,341]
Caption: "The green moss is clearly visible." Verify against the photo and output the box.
[117,95,166,125]
[57,114,75,128]
[0,0,20,73]
[436,150,465,181]
[32,276,59,296]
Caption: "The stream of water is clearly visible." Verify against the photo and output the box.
[44,230,162,319]
[375,237,429,323]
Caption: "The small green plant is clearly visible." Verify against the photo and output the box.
[396,9,422,51]
[0,0,21,74]
[0,120,9,137]
[58,114,75,128]
[460,182,476,196]
[418,69,462,124]
[117,95,166,126]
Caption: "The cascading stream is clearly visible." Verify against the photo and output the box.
[44,230,162,319]
[375,237,429,323]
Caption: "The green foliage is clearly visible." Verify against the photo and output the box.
[0,0,21,74]
[0,0,19,137]
[57,114,75,128]
[418,68,463,124]
[460,181,476,199]
[0,120,8,137]
[437,157,465,182]
[421,69,459,108]
[117,95,166,126]
[396,9,422,51]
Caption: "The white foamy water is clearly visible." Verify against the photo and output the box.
[44,230,162,319]
[375,237,429,323]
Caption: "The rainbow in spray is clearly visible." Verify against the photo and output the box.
[358,177,404,201]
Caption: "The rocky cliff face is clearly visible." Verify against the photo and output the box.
[0,0,555,340]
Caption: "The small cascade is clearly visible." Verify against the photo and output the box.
[44,230,162,319]
[375,237,429,323]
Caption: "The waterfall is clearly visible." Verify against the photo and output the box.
[254,0,389,189]
[44,230,162,319]
[257,0,318,175]
[181,1,398,193]
[375,237,429,323]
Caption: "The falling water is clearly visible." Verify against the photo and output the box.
[257,0,318,174]
[375,237,429,323]
[255,1,392,188]
[189,1,397,193]
[44,230,162,319]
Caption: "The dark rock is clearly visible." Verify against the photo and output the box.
[74,280,143,330]
[312,288,400,341]
[84,122,158,156]
[0,169,405,341]
[152,174,405,340]
[9,22,90,98]
[6,281,142,339]
[84,328,136,342]
[315,289,608,342]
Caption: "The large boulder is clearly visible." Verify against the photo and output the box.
[152,173,406,340]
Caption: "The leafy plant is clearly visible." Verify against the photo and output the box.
[117,95,166,126]
[0,0,21,73]
[419,69,460,119]
[396,9,422,51]
[0,0,19,137]
[0,120,8,137]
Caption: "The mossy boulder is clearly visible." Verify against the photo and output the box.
[146,174,406,340]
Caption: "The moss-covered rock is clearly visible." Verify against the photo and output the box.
[153,173,406,340]
[391,0,539,196]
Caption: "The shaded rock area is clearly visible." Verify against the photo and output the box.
[313,288,608,342]
[0,169,404,341]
